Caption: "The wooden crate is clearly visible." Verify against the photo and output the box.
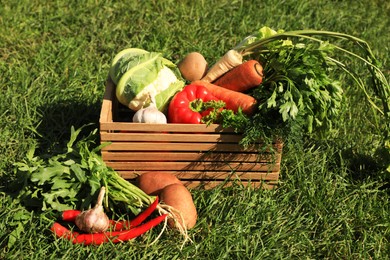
[99,79,283,189]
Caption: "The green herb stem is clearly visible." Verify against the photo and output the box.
[235,30,371,55]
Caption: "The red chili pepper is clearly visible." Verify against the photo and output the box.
[61,210,82,222]
[168,84,220,124]
[51,222,79,240]
[51,214,167,245]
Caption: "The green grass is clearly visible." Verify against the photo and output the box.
[1,0,389,259]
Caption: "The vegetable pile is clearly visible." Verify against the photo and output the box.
[12,26,389,247]
[14,126,193,246]
[110,26,389,148]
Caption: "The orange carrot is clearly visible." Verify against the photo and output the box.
[190,80,257,115]
[212,60,264,92]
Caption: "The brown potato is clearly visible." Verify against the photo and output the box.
[178,52,208,82]
[135,172,182,195]
[160,183,197,230]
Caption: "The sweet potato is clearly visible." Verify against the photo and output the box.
[135,172,182,195]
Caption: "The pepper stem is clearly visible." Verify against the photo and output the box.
[189,99,204,112]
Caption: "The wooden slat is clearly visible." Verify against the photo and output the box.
[100,122,233,133]
[99,79,114,124]
[105,161,280,172]
[100,132,244,143]
[101,142,266,152]
[117,170,279,181]
[126,177,279,190]
[182,180,278,190]
[126,179,278,190]
[101,151,281,163]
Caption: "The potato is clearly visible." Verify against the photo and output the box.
[135,172,182,195]
[160,183,197,230]
[178,52,208,82]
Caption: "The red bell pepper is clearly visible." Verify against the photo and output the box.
[168,84,221,124]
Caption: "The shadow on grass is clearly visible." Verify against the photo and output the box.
[1,97,103,197]
[34,98,103,155]
[299,138,390,193]
[340,147,390,191]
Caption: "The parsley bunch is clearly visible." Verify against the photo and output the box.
[253,40,343,135]
[219,27,390,145]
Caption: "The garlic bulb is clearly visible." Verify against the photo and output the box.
[75,187,110,233]
[132,95,167,124]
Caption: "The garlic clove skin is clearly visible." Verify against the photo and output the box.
[75,206,110,233]
[132,102,167,124]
